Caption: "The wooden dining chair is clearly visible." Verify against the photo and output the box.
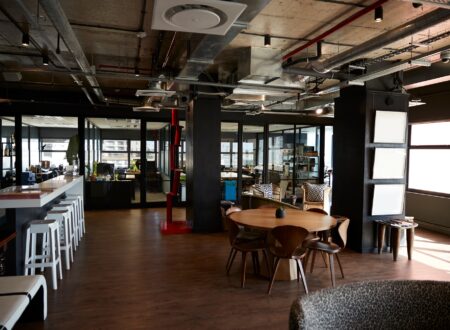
[267,225,309,295]
[306,208,328,215]
[303,218,350,287]
[303,208,329,267]
[225,215,270,288]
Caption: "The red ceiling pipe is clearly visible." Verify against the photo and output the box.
[282,0,389,62]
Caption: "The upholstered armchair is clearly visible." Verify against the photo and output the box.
[301,183,331,214]
[249,183,282,202]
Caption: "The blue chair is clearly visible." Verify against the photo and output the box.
[21,171,36,185]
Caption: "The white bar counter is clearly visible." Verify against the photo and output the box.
[0,175,83,209]
[0,175,83,275]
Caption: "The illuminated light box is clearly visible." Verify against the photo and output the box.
[373,148,406,179]
[372,184,405,216]
[373,111,407,143]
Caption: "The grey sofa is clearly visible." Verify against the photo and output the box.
[289,280,450,330]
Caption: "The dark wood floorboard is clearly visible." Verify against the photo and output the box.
[16,208,450,329]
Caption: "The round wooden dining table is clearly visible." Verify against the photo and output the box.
[229,207,337,232]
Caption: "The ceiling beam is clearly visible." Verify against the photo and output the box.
[403,62,450,90]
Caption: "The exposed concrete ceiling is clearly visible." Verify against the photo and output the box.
[0,0,449,117]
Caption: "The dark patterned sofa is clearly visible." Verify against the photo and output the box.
[289,280,450,330]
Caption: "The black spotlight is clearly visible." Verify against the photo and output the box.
[374,6,383,23]
[264,34,271,47]
[42,52,49,66]
[21,32,30,47]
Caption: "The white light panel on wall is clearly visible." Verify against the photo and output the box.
[373,111,407,143]
[372,184,405,216]
[373,148,406,179]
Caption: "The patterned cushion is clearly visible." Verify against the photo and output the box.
[304,183,328,202]
[253,184,273,199]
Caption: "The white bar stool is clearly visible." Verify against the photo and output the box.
[51,203,78,251]
[58,201,80,245]
[45,210,74,270]
[24,220,62,290]
[64,195,85,239]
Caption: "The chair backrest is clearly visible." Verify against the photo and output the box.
[289,280,450,330]
[269,226,309,258]
[306,208,328,215]
[330,218,350,248]
[225,206,242,216]
[225,208,242,244]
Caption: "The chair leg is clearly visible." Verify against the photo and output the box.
[267,257,280,295]
[320,251,328,268]
[226,248,237,275]
[335,253,344,278]
[310,250,317,273]
[262,249,271,279]
[241,251,247,288]
[226,248,233,271]
[303,249,311,269]
[329,254,336,287]
[251,251,259,275]
[296,259,308,294]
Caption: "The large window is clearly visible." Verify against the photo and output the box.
[41,138,70,167]
[408,122,450,195]
[101,139,128,168]
[221,123,238,169]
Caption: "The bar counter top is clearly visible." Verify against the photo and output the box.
[0,175,83,209]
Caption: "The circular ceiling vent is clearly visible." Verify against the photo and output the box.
[164,5,226,30]
[152,0,247,36]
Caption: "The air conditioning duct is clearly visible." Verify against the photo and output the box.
[238,47,283,84]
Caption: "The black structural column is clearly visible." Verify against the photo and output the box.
[332,85,409,253]
[186,94,222,232]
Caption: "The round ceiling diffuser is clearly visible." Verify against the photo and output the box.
[165,5,227,30]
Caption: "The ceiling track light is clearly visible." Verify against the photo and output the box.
[374,6,383,23]
[134,67,140,76]
[264,34,271,47]
[42,52,49,66]
[56,33,61,54]
[21,32,30,47]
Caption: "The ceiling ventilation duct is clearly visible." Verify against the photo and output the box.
[238,47,283,84]
[152,0,247,35]
[136,81,176,97]
[176,0,271,80]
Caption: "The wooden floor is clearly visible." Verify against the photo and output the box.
[17,208,450,329]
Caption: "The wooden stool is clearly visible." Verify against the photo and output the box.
[24,220,62,290]
[376,220,418,261]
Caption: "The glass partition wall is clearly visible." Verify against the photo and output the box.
[146,122,169,203]
[1,117,15,187]
[268,124,295,201]
[86,118,141,205]
[221,123,239,201]
[241,125,265,196]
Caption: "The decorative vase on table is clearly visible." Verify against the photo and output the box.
[275,207,285,219]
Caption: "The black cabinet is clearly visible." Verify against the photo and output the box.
[85,181,134,209]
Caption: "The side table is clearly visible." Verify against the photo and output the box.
[376,220,418,261]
